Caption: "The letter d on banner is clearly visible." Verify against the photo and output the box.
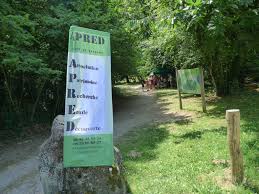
[64,26,113,167]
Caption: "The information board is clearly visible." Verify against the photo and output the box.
[177,68,201,94]
[64,26,113,167]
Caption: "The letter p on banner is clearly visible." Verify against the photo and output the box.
[64,26,113,167]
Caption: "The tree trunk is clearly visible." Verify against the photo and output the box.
[2,65,16,109]
[30,79,46,122]
[125,76,130,83]
[53,85,60,117]
[210,62,231,96]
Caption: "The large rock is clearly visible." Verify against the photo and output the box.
[39,115,126,194]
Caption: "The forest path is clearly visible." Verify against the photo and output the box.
[113,85,167,140]
[0,85,179,194]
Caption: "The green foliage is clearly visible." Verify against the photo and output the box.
[115,0,259,96]
[173,0,259,95]
[0,0,139,133]
[1,0,259,131]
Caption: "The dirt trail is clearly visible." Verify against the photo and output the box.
[113,85,162,139]
[0,85,180,194]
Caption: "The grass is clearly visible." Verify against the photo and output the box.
[117,88,259,193]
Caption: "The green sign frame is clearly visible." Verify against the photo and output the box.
[176,67,206,112]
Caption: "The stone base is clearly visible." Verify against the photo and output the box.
[39,115,126,194]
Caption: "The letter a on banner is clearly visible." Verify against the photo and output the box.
[64,26,114,167]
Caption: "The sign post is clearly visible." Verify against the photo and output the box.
[64,26,113,167]
[176,69,183,110]
[176,67,206,112]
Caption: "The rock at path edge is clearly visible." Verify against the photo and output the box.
[39,115,126,194]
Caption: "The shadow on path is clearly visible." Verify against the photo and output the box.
[0,85,190,194]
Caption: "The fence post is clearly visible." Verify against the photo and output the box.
[176,69,183,110]
[226,109,244,184]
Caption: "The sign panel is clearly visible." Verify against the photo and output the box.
[177,68,201,94]
[64,26,113,167]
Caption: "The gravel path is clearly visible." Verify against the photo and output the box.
[0,85,178,194]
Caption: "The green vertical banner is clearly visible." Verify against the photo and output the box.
[177,68,201,94]
[64,26,114,167]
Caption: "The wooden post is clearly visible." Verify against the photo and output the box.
[176,69,183,110]
[199,67,206,112]
[226,109,244,184]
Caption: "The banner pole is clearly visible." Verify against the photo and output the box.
[199,66,206,112]
[176,69,183,110]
